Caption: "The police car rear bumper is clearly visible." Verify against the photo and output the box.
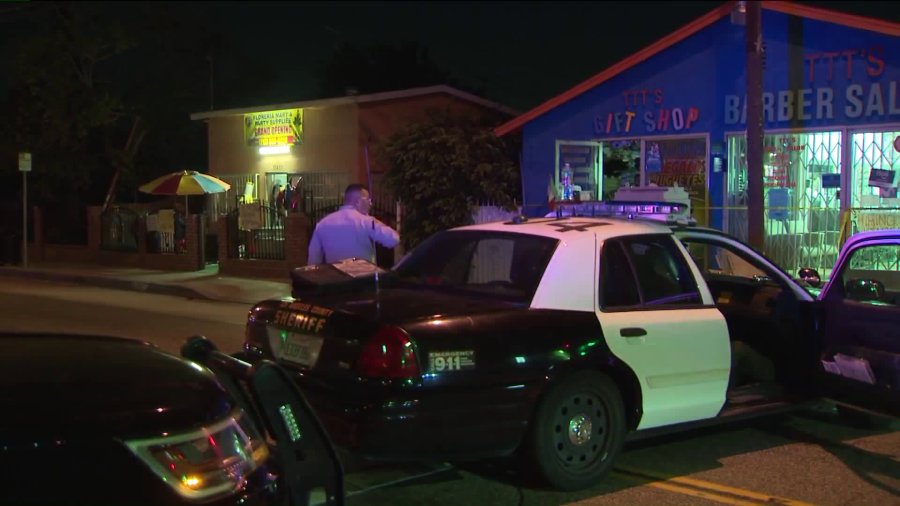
[294,373,538,461]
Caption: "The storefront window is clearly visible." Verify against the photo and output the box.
[726,131,842,277]
[850,131,900,208]
[849,131,900,236]
[643,137,708,225]
[556,137,708,221]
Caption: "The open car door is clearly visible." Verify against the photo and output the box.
[816,230,900,418]
[182,336,345,506]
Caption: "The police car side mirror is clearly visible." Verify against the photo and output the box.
[798,267,821,288]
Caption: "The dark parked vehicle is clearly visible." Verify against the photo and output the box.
[242,207,899,491]
[0,334,344,506]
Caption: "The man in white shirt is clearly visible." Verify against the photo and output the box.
[307,184,400,265]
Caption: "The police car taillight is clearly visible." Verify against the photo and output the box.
[355,325,420,379]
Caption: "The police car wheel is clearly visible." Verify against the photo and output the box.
[529,371,626,490]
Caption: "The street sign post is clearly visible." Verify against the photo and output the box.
[18,152,31,267]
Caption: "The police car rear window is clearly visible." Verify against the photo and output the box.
[392,231,558,303]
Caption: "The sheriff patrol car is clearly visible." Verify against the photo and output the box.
[243,205,899,491]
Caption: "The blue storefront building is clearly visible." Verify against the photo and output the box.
[496,1,900,275]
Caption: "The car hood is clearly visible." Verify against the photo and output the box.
[0,334,234,444]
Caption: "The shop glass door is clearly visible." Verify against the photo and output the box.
[600,139,640,201]
[556,141,602,201]
[265,172,289,206]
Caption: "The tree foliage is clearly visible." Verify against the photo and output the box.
[7,3,133,205]
[382,111,521,250]
[1,3,270,207]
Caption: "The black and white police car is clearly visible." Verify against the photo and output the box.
[242,201,899,491]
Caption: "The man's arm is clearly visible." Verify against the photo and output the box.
[307,230,324,265]
[369,218,400,248]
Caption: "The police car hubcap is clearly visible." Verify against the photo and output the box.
[568,414,592,445]
[552,392,609,468]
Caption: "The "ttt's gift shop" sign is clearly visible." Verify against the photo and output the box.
[594,88,701,136]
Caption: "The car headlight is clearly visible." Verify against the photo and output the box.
[124,409,269,502]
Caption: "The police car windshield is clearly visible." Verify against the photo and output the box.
[390,230,558,303]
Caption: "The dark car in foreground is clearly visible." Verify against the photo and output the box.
[242,206,899,490]
[0,333,344,506]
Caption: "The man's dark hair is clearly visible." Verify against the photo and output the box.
[344,184,367,197]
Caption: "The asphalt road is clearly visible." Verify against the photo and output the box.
[339,410,899,506]
[2,278,897,506]
[0,276,248,354]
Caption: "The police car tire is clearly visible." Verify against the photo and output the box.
[528,371,626,491]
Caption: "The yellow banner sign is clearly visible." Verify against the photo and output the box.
[856,211,900,231]
[244,109,303,147]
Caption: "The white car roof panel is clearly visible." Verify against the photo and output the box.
[456,217,671,242]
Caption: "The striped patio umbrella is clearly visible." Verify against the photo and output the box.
[138,170,231,196]
[139,170,232,222]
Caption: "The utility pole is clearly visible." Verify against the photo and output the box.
[745,1,765,251]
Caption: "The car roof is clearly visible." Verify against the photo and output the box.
[454,216,673,242]
[843,229,900,249]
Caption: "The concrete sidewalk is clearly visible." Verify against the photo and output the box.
[0,262,292,305]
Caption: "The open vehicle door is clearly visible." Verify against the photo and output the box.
[182,336,345,506]
[815,230,900,418]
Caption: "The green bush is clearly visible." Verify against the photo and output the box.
[382,110,521,250]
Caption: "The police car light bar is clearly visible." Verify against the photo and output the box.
[550,200,696,226]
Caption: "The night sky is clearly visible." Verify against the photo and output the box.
[1,1,896,113]
[0,1,895,211]
[182,1,897,112]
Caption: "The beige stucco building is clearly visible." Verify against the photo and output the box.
[190,85,516,218]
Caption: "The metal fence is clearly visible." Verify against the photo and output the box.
[210,171,394,222]
[296,172,349,218]
[716,205,900,279]
[206,174,258,217]
[144,210,182,254]
[101,207,140,252]
[227,203,285,260]
[306,198,397,236]
[299,172,394,234]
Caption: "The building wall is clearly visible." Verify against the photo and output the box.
[520,10,900,216]
[298,104,359,174]
[206,94,502,186]
[206,104,359,177]
[521,17,723,216]
[720,14,900,132]
[201,91,512,226]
